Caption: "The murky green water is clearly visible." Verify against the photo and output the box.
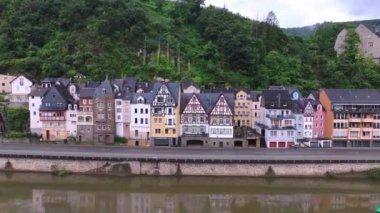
[0,173,379,213]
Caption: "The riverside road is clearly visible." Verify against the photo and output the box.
[0,143,380,163]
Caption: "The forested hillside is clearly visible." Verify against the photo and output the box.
[0,0,379,93]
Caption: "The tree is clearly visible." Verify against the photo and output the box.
[265,11,279,26]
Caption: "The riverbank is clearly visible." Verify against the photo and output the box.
[1,157,380,178]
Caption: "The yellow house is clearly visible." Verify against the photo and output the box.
[234,89,253,127]
[0,74,16,93]
[150,82,181,146]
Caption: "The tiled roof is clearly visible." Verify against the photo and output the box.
[135,82,154,93]
[131,92,154,104]
[249,91,262,100]
[40,85,74,110]
[78,88,95,98]
[181,93,235,114]
[362,23,380,37]
[262,89,293,109]
[41,77,71,87]
[152,82,180,105]
[324,89,380,104]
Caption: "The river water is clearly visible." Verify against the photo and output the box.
[0,173,379,213]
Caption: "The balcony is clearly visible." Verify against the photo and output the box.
[40,116,65,121]
[266,114,295,120]
[348,118,361,123]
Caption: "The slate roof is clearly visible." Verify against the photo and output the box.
[41,77,71,87]
[202,87,239,94]
[362,23,380,37]
[40,85,74,110]
[93,79,114,97]
[135,82,154,93]
[85,81,101,88]
[78,88,95,98]
[182,80,200,90]
[29,87,48,97]
[250,91,262,100]
[324,89,380,105]
[308,90,319,100]
[181,93,235,114]
[261,89,293,109]
[131,92,155,104]
[152,82,180,105]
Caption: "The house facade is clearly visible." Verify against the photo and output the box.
[335,24,380,63]
[209,93,234,140]
[40,85,74,141]
[0,74,16,94]
[9,75,33,107]
[250,91,262,129]
[233,90,252,127]
[313,100,325,138]
[29,87,48,135]
[93,78,116,144]
[150,83,181,146]
[129,93,153,147]
[257,89,296,148]
[115,91,132,139]
[303,100,314,139]
[320,89,380,147]
[77,88,95,142]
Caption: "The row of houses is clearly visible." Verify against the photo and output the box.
[4,74,380,148]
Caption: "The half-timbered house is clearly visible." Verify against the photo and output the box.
[150,82,181,146]
[209,93,235,139]
[180,93,209,138]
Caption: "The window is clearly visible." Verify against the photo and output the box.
[33,111,36,115]
[117,115,121,120]
[140,109,143,114]
[116,101,122,105]
[168,119,173,125]
[97,114,105,119]
[369,42,374,47]
[145,108,148,114]
[135,118,138,124]
[157,97,164,103]
[83,99,87,104]
[134,108,137,113]
[117,108,122,113]
[168,108,173,115]
[155,129,161,134]
[135,130,138,137]
[140,118,143,124]
[165,129,168,134]
[20,77,24,86]
[145,118,148,124]
[270,131,277,137]
[173,129,176,134]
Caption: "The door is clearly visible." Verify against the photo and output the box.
[105,135,110,144]
[46,130,50,140]
[79,136,82,143]
[219,142,223,148]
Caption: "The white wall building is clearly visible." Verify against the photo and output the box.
[130,93,153,145]
[9,75,33,106]
[28,87,48,135]
[115,91,132,138]
[66,103,78,137]
[303,101,314,139]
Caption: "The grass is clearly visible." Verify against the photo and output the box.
[370,168,380,179]
[50,165,72,177]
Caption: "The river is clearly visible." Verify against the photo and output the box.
[0,173,379,213]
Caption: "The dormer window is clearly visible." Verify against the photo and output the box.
[137,98,144,104]
[102,88,106,94]
[74,104,78,110]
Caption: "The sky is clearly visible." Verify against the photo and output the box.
[205,0,380,28]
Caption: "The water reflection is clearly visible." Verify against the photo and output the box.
[0,175,380,213]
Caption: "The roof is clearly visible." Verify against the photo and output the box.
[10,75,34,84]
[78,88,95,98]
[131,92,155,104]
[181,93,235,114]
[182,80,199,90]
[93,78,115,97]
[135,82,154,93]
[324,89,380,105]
[29,87,48,97]
[250,91,262,100]
[362,23,380,37]
[40,85,74,110]
[85,81,101,88]
[41,77,71,87]
[202,87,239,94]
[262,89,293,109]
[152,82,180,105]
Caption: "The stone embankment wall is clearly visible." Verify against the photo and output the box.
[0,158,379,177]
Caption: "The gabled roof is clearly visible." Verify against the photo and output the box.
[93,78,115,97]
[131,92,155,104]
[40,85,74,110]
[361,23,380,37]
[115,90,133,101]
[10,75,34,84]
[323,89,380,104]
[152,82,180,105]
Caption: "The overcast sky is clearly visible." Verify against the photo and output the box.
[205,0,380,28]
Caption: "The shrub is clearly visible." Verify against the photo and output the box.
[370,168,380,179]
[115,136,127,144]
[5,107,29,132]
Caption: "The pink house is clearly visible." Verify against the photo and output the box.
[312,101,325,138]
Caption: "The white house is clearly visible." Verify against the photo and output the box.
[66,103,78,138]
[129,93,153,146]
[303,101,314,139]
[9,75,33,106]
[115,91,132,139]
[28,87,48,135]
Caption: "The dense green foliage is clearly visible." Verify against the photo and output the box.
[5,107,29,132]
[0,0,380,93]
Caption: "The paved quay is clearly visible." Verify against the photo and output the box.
[0,143,379,162]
